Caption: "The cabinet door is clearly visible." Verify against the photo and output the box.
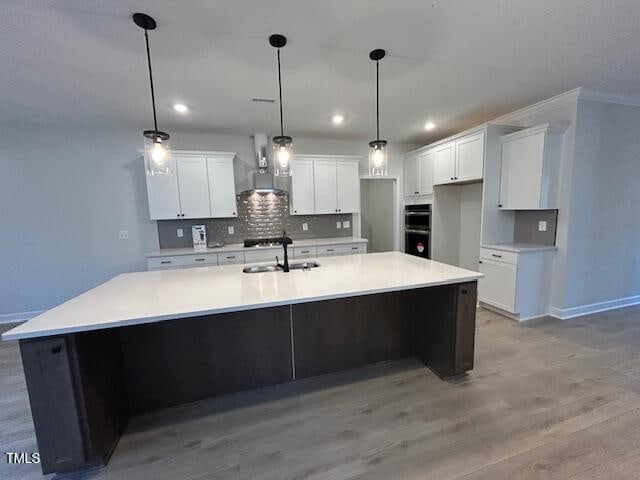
[418,151,434,195]
[336,161,359,213]
[478,259,517,313]
[291,159,315,215]
[313,160,338,214]
[176,155,211,218]
[207,156,237,218]
[433,142,456,185]
[499,132,545,209]
[456,133,484,182]
[404,156,420,197]
[146,154,181,220]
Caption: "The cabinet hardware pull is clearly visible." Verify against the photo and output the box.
[491,254,502,258]
[160,260,171,264]
[327,249,334,252]
[351,246,358,250]
[227,256,235,259]
[498,204,503,207]
[195,258,205,261]
[479,260,483,264]
[294,210,297,213]
[51,346,62,354]
[461,289,468,294]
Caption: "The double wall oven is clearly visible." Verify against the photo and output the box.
[404,204,431,259]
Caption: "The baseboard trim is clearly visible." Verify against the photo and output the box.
[549,295,640,320]
[0,310,44,325]
[479,303,547,322]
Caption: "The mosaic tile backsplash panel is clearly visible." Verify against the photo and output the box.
[158,191,353,249]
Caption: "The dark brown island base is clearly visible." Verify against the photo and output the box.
[17,282,476,475]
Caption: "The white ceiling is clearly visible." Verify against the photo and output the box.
[3,0,640,144]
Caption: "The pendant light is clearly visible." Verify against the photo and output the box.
[269,34,293,177]
[368,49,388,176]
[133,13,172,176]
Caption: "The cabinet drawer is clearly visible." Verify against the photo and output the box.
[147,256,187,270]
[292,247,317,259]
[480,248,518,265]
[344,243,367,255]
[183,254,218,267]
[244,250,277,264]
[316,245,346,256]
[218,252,245,265]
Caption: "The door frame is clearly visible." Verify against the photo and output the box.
[358,175,401,252]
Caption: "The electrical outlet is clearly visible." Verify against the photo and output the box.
[302,223,308,231]
[118,230,128,240]
[342,220,350,229]
[228,226,234,235]
[538,221,547,232]
[336,221,342,229]
[176,228,184,238]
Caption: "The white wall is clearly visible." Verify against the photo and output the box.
[564,100,640,307]
[0,123,413,317]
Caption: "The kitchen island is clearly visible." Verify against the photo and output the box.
[3,252,481,475]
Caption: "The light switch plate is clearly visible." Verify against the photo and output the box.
[336,221,342,229]
[177,228,184,238]
[228,226,235,235]
[538,221,547,232]
[342,220,350,229]
[118,230,128,240]
[302,223,308,231]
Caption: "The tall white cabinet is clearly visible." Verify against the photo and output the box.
[290,159,315,215]
[145,150,237,220]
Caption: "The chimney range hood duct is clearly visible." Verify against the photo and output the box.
[241,134,286,195]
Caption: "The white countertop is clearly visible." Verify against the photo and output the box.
[482,243,558,253]
[3,252,481,341]
[146,237,369,258]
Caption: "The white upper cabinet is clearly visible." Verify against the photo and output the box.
[176,155,211,219]
[418,151,434,195]
[433,142,457,185]
[206,154,237,218]
[336,161,360,213]
[455,132,484,182]
[404,155,420,197]
[290,156,361,215]
[499,124,564,210]
[145,150,237,220]
[431,132,485,186]
[313,160,338,214]
[146,154,181,220]
[291,159,315,215]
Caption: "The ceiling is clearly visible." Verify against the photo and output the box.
[2,0,640,144]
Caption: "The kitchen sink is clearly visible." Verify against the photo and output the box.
[242,261,320,273]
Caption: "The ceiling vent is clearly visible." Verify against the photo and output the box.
[251,97,276,103]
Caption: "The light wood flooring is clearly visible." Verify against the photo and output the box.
[3,306,640,480]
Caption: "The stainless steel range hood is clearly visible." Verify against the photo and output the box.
[240,134,286,195]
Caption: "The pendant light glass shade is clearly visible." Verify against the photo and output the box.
[368,140,388,176]
[270,34,293,177]
[134,13,171,176]
[273,135,293,177]
[368,49,388,176]
[143,131,172,175]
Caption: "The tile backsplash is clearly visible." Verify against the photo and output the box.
[513,209,558,246]
[158,191,353,249]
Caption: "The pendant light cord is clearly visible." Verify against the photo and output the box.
[376,60,380,141]
[277,48,284,137]
[144,29,159,133]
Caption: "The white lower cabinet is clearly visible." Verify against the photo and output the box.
[478,247,554,319]
[147,242,368,271]
[478,257,517,313]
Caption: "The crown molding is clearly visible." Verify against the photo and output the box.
[491,88,582,124]
[578,89,640,107]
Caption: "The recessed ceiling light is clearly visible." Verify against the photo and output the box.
[173,103,189,114]
[424,121,436,131]
[332,114,345,125]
